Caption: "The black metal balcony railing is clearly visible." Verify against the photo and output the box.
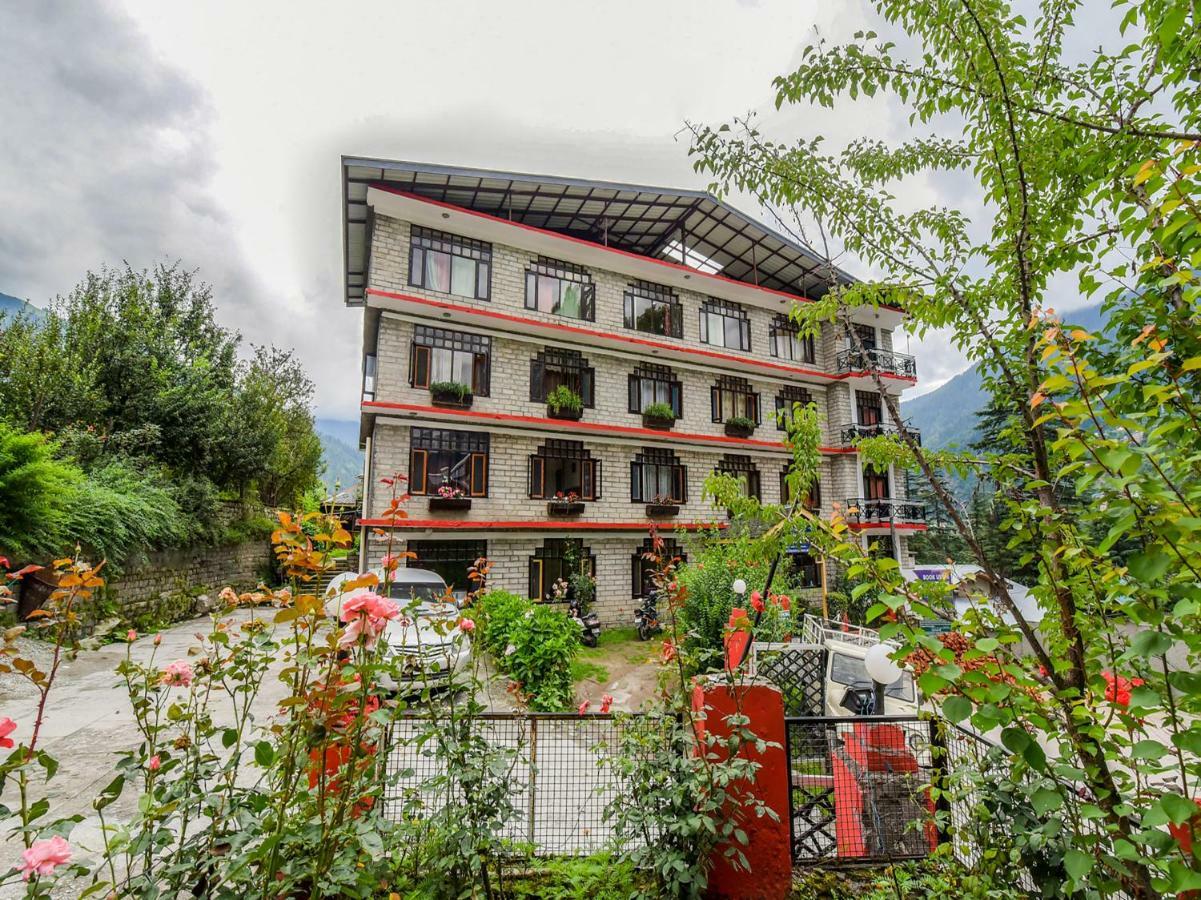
[843,498,927,525]
[835,347,917,379]
[839,421,922,446]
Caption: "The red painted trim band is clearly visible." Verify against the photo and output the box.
[361,399,856,454]
[359,518,725,532]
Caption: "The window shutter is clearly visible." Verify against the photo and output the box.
[582,282,595,321]
[581,459,597,500]
[410,449,428,495]
[670,303,683,338]
[412,345,430,389]
[524,272,537,310]
[628,374,640,413]
[780,470,790,504]
[529,456,545,499]
[699,310,708,344]
[623,294,633,329]
[530,356,545,402]
[473,352,489,396]
[580,367,595,408]
[592,459,601,500]
[711,386,721,423]
[630,461,643,502]
[741,318,750,351]
[752,393,762,424]
[409,247,423,287]
[469,453,488,497]
[632,554,642,598]
[672,465,686,503]
[529,559,542,601]
[670,381,682,417]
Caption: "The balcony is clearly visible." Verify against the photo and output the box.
[839,422,922,446]
[836,348,917,380]
[843,498,927,526]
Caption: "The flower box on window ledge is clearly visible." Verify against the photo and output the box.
[723,417,756,438]
[645,500,680,518]
[547,494,585,516]
[641,403,677,431]
[429,486,471,511]
[545,386,584,421]
[429,382,473,409]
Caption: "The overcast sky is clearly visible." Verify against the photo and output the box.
[2,0,1016,419]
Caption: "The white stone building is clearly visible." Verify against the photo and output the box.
[340,159,926,625]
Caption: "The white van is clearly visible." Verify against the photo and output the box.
[802,616,920,717]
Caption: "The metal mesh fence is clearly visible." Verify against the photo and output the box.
[383,713,673,855]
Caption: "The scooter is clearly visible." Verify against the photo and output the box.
[568,595,601,648]
[634,591,661,641]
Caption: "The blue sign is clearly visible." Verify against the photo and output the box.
[788,542,811,554]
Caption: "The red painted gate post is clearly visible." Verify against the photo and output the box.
[692,675,792,900]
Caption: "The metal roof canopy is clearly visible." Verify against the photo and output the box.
[341,157,853,307]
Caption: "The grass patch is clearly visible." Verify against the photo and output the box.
[571,659,610,684]
[593,625,639,648]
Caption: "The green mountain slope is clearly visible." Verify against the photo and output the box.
[903,304,1107,450]
[316,418,363,494]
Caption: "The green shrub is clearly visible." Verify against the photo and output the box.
[506,853,647,899]
[676,531,796,670]
[0,423,78,559]
[473,589,580,711]
[545,384,583,414]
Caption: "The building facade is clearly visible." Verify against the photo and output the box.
[341,159,926,625]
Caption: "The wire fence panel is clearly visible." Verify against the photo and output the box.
[382,713,671,856]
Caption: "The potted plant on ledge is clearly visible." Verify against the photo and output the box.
[723,415,756,438]
[429,381,473,408]
[428,483,471,511]
[547,490,585,516]
[641,402,676,431]
[645,494,680,517]
[546,385,584,421]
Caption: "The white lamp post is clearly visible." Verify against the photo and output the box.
[732,578,747,598]
[864,642,903,715]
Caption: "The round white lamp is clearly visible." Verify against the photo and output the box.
[864,642,903,685]
[732,578,747,597]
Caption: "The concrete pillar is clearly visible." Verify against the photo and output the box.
[691,677,792,900]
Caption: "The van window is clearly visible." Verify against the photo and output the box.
[829,651,915,702]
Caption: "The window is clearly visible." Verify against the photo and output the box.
[362,353,377,402]
[866,534,899,562]
[623,281,683,338]
[846,323,877,350]
[786,548,821,589]
[630,448,686,504]
[781,466,821,511]
[529,539,596,602]
[831,650,914,700]
[856,391,883,426]
[769,314,816,363]
[409,428,489,496]
[528,440,600,500]
[863,466,890,500]
[716,454,761,500]
[632,537,686,598]
[408,540,487,597]
[699,298,750,351]
[711,375,761,424]
[627,363,682,416]
[525,257,595,321]
[529,348,595,407]
[775,385,814,431]
[410,326,491,395]
[408,226,492,300]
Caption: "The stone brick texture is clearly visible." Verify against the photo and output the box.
[360,214,916,623]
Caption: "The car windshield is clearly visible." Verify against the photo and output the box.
[829,651,915,702]
[386,582,453,615]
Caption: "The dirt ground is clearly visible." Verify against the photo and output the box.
[570,626,664,712]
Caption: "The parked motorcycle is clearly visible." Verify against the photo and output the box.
[634,591,661,641]
[568,595,601,648]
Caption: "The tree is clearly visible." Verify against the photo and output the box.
[690,1,1201,895]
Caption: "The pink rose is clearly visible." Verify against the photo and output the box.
[338,592,400,650]
[19,836,71,881]
[219,587,238,605]
[599,694,614,714]
[126,629,137,642]
[148,755,161,772]
[161,660,194,688]
[0,717,16,749]
[457,617,475,632]
[381,554,400,570]
[577,699,590,716]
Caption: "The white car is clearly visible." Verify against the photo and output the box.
[325,567,471,691]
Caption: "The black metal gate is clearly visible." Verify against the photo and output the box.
[750,642,826,716]
[784,715,961,865]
